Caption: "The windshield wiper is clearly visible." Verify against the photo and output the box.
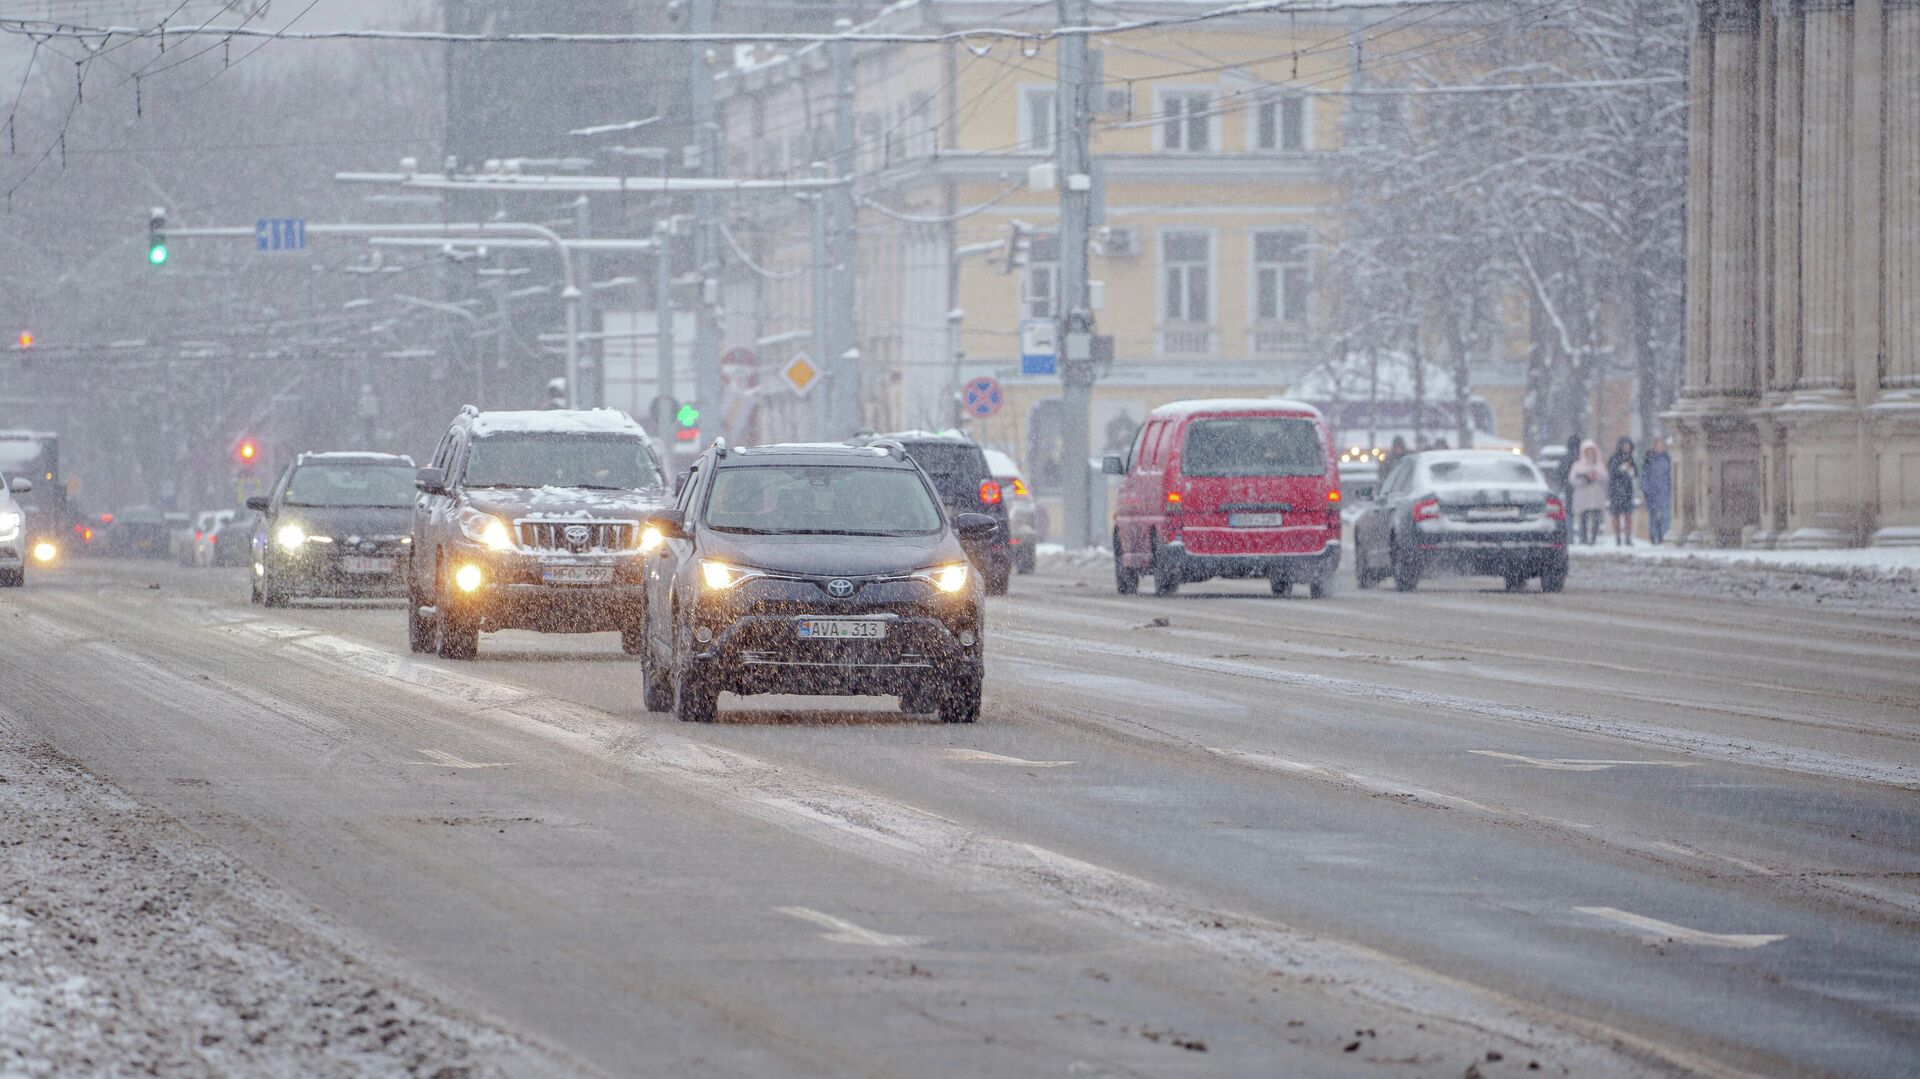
[566,483,638,491]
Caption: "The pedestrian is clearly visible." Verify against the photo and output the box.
[1568,439,1607,546]
[1607,436,1639,546]
[1642,436,1673,545]
[1384,435,1409,469]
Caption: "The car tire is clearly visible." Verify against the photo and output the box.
[1504,571,1529,592]
[406,596,436,654]
[641,641,675,713]
[1308,578,1332,600]
[435,604,479,660]
[1015,545,1037,575]
[0,567,21,587]
[1268,577,1291,596]
[1113,533,1139,595]
[1150,537,1180,597]
[1391,538,1422,592]
[1541,561,1568,593]
[261,568,288,608]
[673,660,718,724]
[937,668,981,724]
[249,568,262,605]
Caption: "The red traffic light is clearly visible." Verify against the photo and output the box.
[674,428,700,443]
[236,439,259,463]
[16,331,32,349]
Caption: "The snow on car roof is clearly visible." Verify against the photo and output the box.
[729,443,905,463]
[467,409,651,437]
[297,451,415,464]
[1147,398,1323,420]
[981,448,1022,476]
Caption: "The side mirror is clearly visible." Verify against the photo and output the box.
[1101,454,1126,476]
[953,512,1000,540]
[645,509,689,540]
[244,496,271,513]
[672,471,691,497]
[8,477,31,494]
[414,466,447,495]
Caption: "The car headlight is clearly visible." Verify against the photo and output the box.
[701,560,757,590]
[276,523,307,550]
[915,563,970,593]
[458,508,516,551]
[638,526,663,553]
[32,541,57,563]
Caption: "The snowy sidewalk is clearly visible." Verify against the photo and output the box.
[1569,541,1920,584]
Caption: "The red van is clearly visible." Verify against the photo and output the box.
[1103,399,1341,597]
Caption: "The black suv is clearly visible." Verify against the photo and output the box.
[406,407,669,659]
[638,440,995,724]
[851,430,1012,594]
[248,452,418,606]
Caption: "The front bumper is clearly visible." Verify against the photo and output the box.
[274,544,409,598]
[440,544,648,632]
[685,576,983,696]
[1161,539,1341,583]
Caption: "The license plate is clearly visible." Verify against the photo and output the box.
[340,556,395,574]
[1465,507,1519,520]
[543,565,613,585]
[798,619,886,641]
[1228,512,1286,528]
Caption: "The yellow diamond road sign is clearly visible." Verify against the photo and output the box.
[781,351,819,397]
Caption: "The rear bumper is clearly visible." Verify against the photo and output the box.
[1162,540,1340,582]
[1414,533,1566,575]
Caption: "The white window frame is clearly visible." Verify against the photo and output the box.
[1156,227,1217,353]
[1248,226,1313,336]
[1247,93,1311,152]
[1019,84,1058,153]
[1155,87,1218,154]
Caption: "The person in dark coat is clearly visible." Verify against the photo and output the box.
[1607,436,1639,546]
[1641,437,1673,545]
[1384,435,1409,469]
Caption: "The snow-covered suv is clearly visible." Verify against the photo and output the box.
[406,407,671,659]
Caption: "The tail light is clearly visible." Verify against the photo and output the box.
[1326,490,1341,503]
[1545,497,1566,522]
[978,479,1002,505]
[1325,489,1342,528]
[1412,497,1441,523]
[1165,490,1183,508]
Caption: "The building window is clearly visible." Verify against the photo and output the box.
[1025,233,1059,319]
[1161,230,1212,353]
[1253,228,1310,322]
[1158,89,1213,153]
[1021,86,1057,152]
[1253,96,1307,151]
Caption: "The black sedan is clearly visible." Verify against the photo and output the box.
[1350,451,1567,593]
[639,440,995,724]
[249,452,417,606]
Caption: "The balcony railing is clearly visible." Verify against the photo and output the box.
[1250,321,1305,357]
[1160,322,1212,355]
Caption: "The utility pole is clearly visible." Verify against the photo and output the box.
[654,216,676,437]
[1057,0,1096,549]
[829,17,860,436]
[573,196,599,409]
[810,163,832,441]
[690,0,722,434]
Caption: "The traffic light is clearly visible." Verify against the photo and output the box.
[234,437,261,469]
[675,402,700,443]
[16,331,31,350]
[147,207,168,266]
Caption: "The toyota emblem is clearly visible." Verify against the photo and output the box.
[826,578,855,598]
[564,524,591,545]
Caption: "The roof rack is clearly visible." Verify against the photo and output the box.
[869,438,908,461]
[458,403,480,418]
[712,437,729,459]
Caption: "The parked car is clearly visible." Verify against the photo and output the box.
[1350,450,1568,593]
[407,407,669,659]
[0,472,32,586]
[180,509,236,565]
[1105,399,1342,598]
[639,440,992,724]
[104,507,173,559]
[249,452,419,606]
[852,431,1012,594]
[982,448,1038,574]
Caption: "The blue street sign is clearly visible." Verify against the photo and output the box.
[255,217,307,251]
[1019,318,1057,376]
[962,376,1003,419]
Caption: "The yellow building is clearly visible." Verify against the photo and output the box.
[716,2,1445,479]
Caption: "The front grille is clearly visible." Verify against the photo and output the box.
[515,519,636,552]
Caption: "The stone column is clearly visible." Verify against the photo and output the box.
[1799,0,1853,391]
[1885,0,1919,389]
[1771,0,1804,393]
[1709,3,1760,398]
[1681,1,1717,397]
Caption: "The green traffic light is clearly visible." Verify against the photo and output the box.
[676,403,700,426]
[148,243,168,266]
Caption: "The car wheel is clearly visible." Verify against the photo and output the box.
[1113,533,1139,595]
[0,567,21,587]
[937,668,981,724]
[260,567,288,608]
[1354,546,1376,589]
[435,604,479,660]
[1268,577,1291,596]
[641,638,675,713]
[1150,537,1180,597]
[1541,561,1568,593]
[1504,571,1529,592]
[406,592,436,654]
[1308,578,1332,600]
[1391,538,1422,592]
[673,658,718,724]
[249,567,262,605]
[620,616,648,656]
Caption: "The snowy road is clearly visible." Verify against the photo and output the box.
[2,558,1917,1077]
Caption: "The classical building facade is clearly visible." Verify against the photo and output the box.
[1669,0,1919,546]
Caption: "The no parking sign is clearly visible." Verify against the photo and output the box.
[962,376,1003,419]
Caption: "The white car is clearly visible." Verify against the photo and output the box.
[181,509,237,566]
[0,472,32,587]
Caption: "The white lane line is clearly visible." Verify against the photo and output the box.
[996,629,1919,791]
[942,748,1076,768]
[1574,907,1786,949]
[1470,750,1699,772]
[418,749,508,770]
[775,906,929,947]
[1209,749,1502,814]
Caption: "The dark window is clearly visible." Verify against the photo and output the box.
[704,465,942,536]
[898,443,990,503]
[1426,458,1543,486]
[462,434,662,490]
[284,464,418,508]
[1180,418,1325,478]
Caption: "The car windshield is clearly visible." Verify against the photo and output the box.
[283,465,418,508]
[1426,458,1543,486]
[462,434,661,490]
[1181,418,1325,478]
[704,465,943,536]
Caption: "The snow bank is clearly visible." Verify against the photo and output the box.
[1570,542,1920,584]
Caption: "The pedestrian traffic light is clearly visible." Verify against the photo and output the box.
[147,208,168,266]
[675,402,700,443]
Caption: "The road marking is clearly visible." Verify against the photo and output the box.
[1470,750,1698,772]
[942,748,1076,768]
[776,906,928,947]
[418,749,508,769]
[1574,907,1786,949]
[1210,749,1500,813]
